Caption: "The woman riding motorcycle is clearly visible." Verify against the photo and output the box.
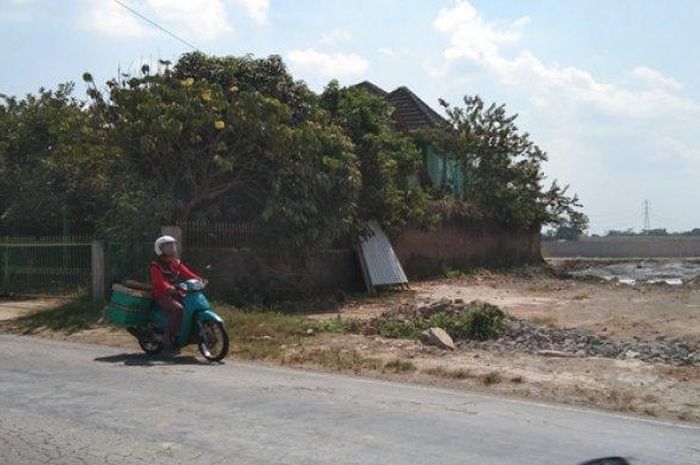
[149,235,202,352]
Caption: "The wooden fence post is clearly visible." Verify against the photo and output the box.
[91,240,105,302]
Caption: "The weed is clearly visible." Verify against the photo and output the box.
[383,358,417,373]
[677,410,693,422]
[482,371,503,385]
[422,366,473,379]
[375,301,506,342]
[643,407,657,417]
[606,389,636,413]
[375,318,422,339]
[284,348,383,373]
[510,375,524,384]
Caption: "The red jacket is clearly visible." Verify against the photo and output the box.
[149,257,201,299]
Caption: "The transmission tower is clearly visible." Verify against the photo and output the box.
[642,199,651,231]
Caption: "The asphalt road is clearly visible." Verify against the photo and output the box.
[1,334,698,465]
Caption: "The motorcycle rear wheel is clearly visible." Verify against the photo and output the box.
[139,338,163,355]
[198,320,229,362]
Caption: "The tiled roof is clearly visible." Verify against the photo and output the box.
[352,81,388,98]
[386,86,446,132]
[350,81,446,132]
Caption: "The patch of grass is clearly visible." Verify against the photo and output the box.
[2,295,101,335]
[643,406,657,417]
[482,371,503,385]
[375,318,423,339]
[531,316,558,328]
[283,348,383,373]
[313,316,365,334]
[374,302,506,342]
[422,366,473,379]
[677,410,694,422]
[383,358,417,373]
[217,305,367,361]
[606,389,636,413]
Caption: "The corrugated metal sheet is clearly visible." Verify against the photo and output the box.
[358,221,408,288]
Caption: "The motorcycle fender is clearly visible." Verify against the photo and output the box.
[198,309,224,324]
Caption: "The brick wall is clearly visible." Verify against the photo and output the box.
[393,225,541,278]
[185,248,364,299]
[183,225,541,299]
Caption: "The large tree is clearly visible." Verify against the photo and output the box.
[0,84,113,235]
[432,96,588,232]
[87,60,360,249]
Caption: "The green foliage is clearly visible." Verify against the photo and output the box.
[431,95,588,232]
[321,81,430,231]
[88,56,360,249]
[374,301,506,341]
[0,53,587,249]
[0,85,113,235]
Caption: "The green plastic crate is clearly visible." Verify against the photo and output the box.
[105,285,153,326]
[110,286,152,311]
[105,304,150,326]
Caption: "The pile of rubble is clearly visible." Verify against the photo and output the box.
[372,299,700,366]
[471,317,700,366]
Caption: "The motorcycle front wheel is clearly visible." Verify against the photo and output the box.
[198,320,229,362]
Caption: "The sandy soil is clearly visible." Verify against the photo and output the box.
[0,299,60,321]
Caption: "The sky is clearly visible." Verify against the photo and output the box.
[1,0,699,234]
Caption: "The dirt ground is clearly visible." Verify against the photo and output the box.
[333,271,700,346]
[1,267,699,424]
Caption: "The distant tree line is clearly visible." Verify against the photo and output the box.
[603,228,700,237]
[0,52,585,249]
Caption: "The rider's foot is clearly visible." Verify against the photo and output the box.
[161,342,180,357]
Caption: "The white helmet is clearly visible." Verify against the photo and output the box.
[154,235,177,256]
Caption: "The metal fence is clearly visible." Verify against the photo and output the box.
[179,222,260,249]
[0,236,93,296]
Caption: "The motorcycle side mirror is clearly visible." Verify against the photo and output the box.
[204,265,213,272]
[579,458,631,465]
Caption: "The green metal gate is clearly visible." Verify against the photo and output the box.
[0,237,92,296]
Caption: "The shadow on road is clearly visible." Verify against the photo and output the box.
[94,352,212,367]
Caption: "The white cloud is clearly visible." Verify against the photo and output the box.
[234,0,269,26]
[147,0,232,40]
[82,0,238,41]
[288,48,369,78]
[82,0,152,38]
[630,66,683,91]
[378,47,395,56]
[433,0,696,119]
[319,29,352,46]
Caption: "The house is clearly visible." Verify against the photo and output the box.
[352,81,466,199]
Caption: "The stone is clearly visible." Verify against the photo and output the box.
[420,327,456,351]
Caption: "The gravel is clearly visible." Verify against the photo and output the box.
[377,299,700,366]
[463,314,699,366]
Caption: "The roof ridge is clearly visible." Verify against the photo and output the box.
[388,86,445,127]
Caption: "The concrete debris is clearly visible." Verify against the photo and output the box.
[421,327,455,351]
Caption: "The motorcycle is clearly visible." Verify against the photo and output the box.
[107,276,229,362]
